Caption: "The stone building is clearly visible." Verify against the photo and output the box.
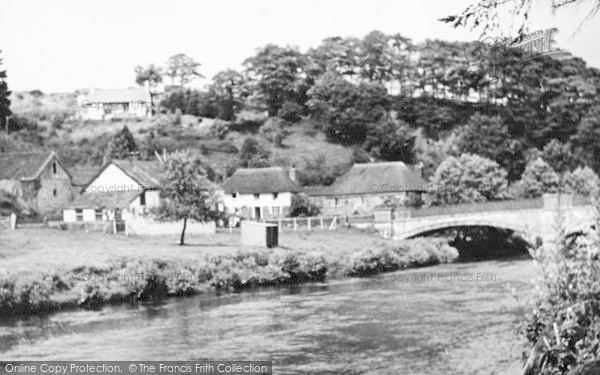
[0,151,72,214]
[307,162,427,216]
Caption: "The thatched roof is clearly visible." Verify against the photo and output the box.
[222,167,300,194]
[0,151,69,181]
[85,87,151,103]
[69,190,142,210]
[323,162,427,196]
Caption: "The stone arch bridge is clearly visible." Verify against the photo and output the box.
[372,194,595,246]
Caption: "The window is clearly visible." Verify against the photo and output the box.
[272,206,281,215]
[95,209,103,221]
[232,193,237,198]
[334,198,339,207]
[253,193,260,199]
[52,162,57,175]
[139,191,146,206]
[273,192,279,199]
[75,209,83,222]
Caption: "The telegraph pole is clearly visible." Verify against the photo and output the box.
[5,115,11,135]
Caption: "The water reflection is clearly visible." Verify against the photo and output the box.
[0,259,535,374]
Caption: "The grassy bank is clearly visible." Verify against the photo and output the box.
[0,228,458,315]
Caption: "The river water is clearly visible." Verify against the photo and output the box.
[0,259,536,374]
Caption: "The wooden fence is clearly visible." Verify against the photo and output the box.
[249,215,374,232]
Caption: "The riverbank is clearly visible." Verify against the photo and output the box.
[0,228,459,315]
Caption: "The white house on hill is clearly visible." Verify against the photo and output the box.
[63,159,162,223]
[77,87,152,120]
[221,167,300,220]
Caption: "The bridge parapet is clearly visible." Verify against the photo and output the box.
[404,194,589,219]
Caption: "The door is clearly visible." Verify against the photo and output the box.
[254,207,261,219]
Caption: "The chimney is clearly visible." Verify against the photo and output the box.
[288,166,297,182]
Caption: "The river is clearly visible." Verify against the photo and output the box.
[0,258,537,374]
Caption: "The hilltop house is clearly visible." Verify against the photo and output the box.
[63,159,162,222]
[77,87,152,120]
[0,152,72,214]
[221,167,300,220]
[307,162,427,216]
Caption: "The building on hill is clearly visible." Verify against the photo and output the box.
[77,87,152,120]
[63,159,162,223]
[0,151,72,214]
[307,162,427,216]
[221,167,300,220]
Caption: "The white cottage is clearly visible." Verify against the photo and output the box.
[63,159,162,223]
[221,167,300,220]
[78,87,152,120]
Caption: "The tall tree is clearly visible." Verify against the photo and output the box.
[243,45,306,116]
[108,126,138,160]
[364,119,415,162]
[210,69,246,121]
[454,113,526,180]
[165,54,204,87]
[0,51,11,131]
[134,64,163,90]
[159,151,220,245]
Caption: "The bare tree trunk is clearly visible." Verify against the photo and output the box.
[179,217,188,246]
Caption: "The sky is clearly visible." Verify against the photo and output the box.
[1,0,599,93]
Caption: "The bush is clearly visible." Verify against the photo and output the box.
[520,203,600,374]
[277,101,303,122]
[519,157,559,198]
[259,117,289,146]
[426,153,510,206]
[564,166,600,197]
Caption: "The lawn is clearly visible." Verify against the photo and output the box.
[0,227,458,315]
[0,227,387,274]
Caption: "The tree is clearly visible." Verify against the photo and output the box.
[542,139,577,175]
[134,64,163,90]
[210,69,246,121]
[427,153,509,206]
[441,0,600,36]
[306,71,389,144]
[573,105,600,173]
[0,51,11,131]
[108,126,138,160]
[243,45,306,116]
[158,152,220,245]
[518,158,559,198]
[165,54,204,87]
[454,113,526,180]
[364,119,415,162]
[239,137,270,168]
[564,166,600,197]
[289,193,320,217]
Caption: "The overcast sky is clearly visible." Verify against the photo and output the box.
[1,0,599,92]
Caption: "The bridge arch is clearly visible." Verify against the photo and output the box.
[394,218,542,246]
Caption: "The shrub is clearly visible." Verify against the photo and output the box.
[564,166,600,197]
[427,153,510,205]
[520,203,600,374]
[277,102,303,122]
[519,157,559,198]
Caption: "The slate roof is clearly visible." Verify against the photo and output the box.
[69,190,142,210]
[0,151,66,180]
[85,87,151,103]
[323,162,427,196]
[222,167,300,194]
